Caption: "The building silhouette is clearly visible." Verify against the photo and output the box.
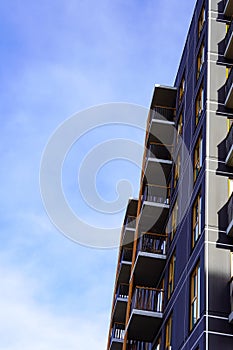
[107,0,233,349]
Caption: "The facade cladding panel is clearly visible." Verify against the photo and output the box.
[106,0,233,349]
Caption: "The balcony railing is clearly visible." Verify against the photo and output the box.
[146,142,173,161]
[225,67,233,106]
[226,193,233,235]
[225,19,233,48]
[226,123,233,164]
[111,323,125,341]
[127,341,152,350]
[142,184,170,206]
[131,287,164,313]
[116,284,129,300]
[149,107,175,123]
[137,233,167,256]
[121,248,133,262]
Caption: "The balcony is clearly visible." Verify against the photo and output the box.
[112,284,129,323]
[225,124,233,166]
[229,277,233,323]
[226,193,233,236]
[225,19,233,59]
[144,143,173,185]
[131,233,167,287]
[225,67,233,108]
[138,184,170,233]
[224,0,233,17]
[122,216,137,247]
[126,287,164,342]
[110,323,125,350]
[127,341,152,350]
[117,248,133,284]
[147,107,175,146]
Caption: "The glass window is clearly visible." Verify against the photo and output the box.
[192,191,202,247]
[197,41,205,79]
[195,83,204,125]
[174,154,181,189]
[177,111,183,143]
[154,337,161,350]
[198,5,205,37]
[165,314,173,350]
[179,74,185,102]
[193,133,203,182]
[168,252,176,299]
[171,200,178,241]
[190,262,201,329]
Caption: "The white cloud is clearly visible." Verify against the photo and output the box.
[0,261,108,350]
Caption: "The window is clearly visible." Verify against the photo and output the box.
[190,261,201,329]
[198,5,205,38]
[174,153,181,189]
[195,83,204,125]
[168,252,176,299]
[179,74,185,101]
[192,191,202,248]
[171,199,178,241]
[197,41,205,79]
[165,314,173,350]
[177,111,183,143]
[193,133,203,182]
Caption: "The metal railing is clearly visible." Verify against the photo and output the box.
[127,341,152,350]
[121,248,133,262]
[146,142,173,161]
[131,287,164,313]
[116,283,129,300]
[137,233,167,255]
[226,67,233,100]
[226,123,233,156]
[111,323,125,340]
[225,19,233,48]
[149,107,175,123]
[142,184,170,206]
[227,193,233,229]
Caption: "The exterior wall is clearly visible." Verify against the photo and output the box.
[205,0,233,348]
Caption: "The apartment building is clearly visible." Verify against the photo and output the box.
[106,0,233,349]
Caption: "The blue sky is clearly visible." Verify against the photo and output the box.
[0,0,196,348]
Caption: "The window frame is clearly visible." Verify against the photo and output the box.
[192,190,202,248]
[168,251,176,299]
[193,133,203,182]
[195,83,204,125]
[165,314,173,350]
[190,261,201,330]
[171,199,178,241]
[198,4,205,38]
[197,40,205,79]
[174,153,181,189]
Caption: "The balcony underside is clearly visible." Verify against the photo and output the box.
[225,32,233,59]
[113,298,128,323]
[110,339,123,350]
[118,262,132,284]
[144,158,172,184]
[131,252,166,287]
[122,228,135,247]
[226,219,233,236]
[127,309,163,342]
[150,85,177,110]
[138,202,169,233]
[225,145,233,166]
[224,0,233,17]
[148,119,175,145]
[225,84,233,109]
